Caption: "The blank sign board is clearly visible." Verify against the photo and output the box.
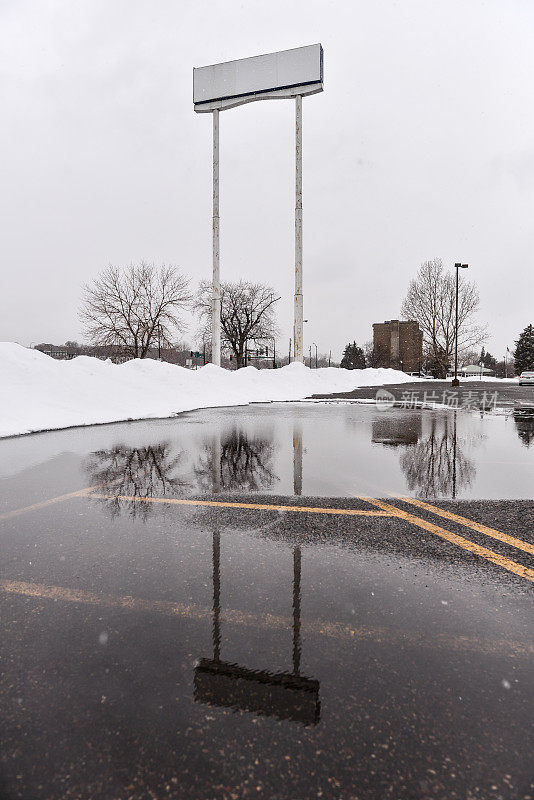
[193,44,323,110]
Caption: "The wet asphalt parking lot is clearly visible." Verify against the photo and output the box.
[0,398,533,800]
[310,379,532,409]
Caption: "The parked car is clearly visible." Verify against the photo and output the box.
[519,371,534,385]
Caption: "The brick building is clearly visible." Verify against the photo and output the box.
[372,319,423,372]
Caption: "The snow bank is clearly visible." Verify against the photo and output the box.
[0,342,417,438]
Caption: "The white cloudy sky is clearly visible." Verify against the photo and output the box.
[1,0,533,360]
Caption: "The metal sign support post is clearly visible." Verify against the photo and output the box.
[194,45,323,367]
[212,109,221,367]
[293,95,304,363]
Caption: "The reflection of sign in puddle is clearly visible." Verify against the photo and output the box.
[195,659,320,726]
[194,532,320,725]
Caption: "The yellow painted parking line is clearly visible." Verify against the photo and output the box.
[360,496,534,583]
[0,484,110,522]
[93,494,392,517]
[1,578,531,658]
[93,493,534,582]
[395,496,534,557]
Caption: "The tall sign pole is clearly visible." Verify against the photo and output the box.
[212,109,221,366]
[194,45,323,366]
[294,95,303,363]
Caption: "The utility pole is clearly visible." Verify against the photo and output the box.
[452,263,468,387]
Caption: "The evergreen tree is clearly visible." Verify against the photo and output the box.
[341,341,366,370]
[482,349,497,369]
[514,324,534,373]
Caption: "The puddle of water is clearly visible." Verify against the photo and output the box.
[1,404,533,799]
[0,403,533,508]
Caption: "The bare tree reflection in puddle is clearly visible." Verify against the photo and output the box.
[397,412,477,499]
[194,529,320,725]
[85,443,187,518]
[513,408,534,447]
[194,428,277,494]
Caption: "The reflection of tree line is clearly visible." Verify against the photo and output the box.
[85,443,186,518]
[513,410,534,447]
[399,414,476,498]
[86,407,519,510]
[373,412,478,498]
[396,409,533,496]
[194,431,277,493]
[397,410,531,497]
[85,430,277,516]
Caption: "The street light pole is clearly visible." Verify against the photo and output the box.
[313,343,318,369]
[452,262,468,387]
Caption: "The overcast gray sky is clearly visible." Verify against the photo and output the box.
[1,0,533,360]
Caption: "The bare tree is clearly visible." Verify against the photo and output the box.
[401,258,487,377]
[80,262,191,359]
[195,280,279,368]
[364,340,374,366]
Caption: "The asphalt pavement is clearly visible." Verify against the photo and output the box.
[0,407,533,800]
[310,379,534,409]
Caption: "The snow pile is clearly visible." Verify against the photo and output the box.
[0,342,416,438]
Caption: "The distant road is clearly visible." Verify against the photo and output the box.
[310,380,533,409]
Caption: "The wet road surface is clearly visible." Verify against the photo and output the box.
[0,404,533,799]
[310,379,533,412]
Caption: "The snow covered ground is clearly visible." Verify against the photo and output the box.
[0,342,419,438]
